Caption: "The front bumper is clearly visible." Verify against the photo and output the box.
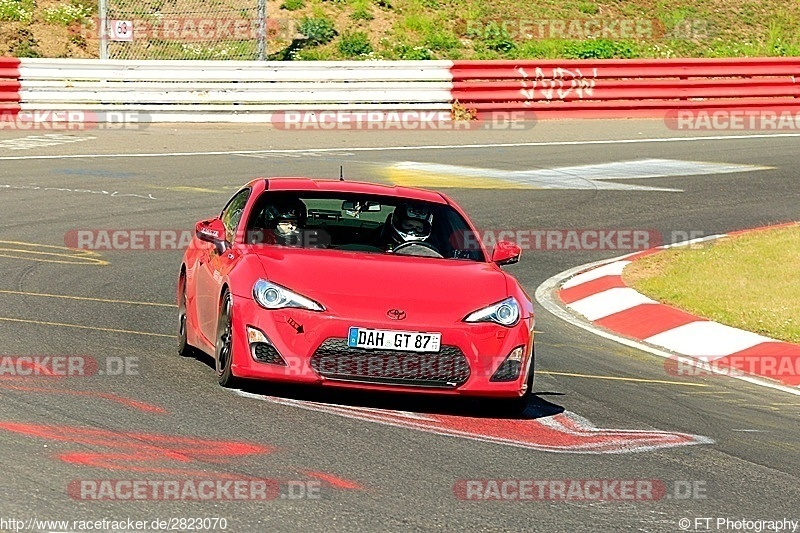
[230,297,534,398]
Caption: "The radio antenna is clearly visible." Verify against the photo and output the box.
[339,166,344,181]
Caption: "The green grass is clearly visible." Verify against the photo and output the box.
[280,0,305,10]
[43,1,94,26]
[0,0,34,23]
[7,0,800,59]
[338,30,373,57]
[623,224,800,344]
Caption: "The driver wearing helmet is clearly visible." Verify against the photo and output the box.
[386,202,434,250]
[263,197,307,246]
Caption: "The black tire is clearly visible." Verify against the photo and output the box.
[177,274,195,357]
[215,289,240,388]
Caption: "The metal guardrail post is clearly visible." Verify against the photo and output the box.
[98,0,108,60]
[257,0,267,61]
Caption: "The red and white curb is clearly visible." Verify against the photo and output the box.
[535,224,800,396]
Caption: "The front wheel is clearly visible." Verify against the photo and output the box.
[177,274,195,357]
[215,289,240,388]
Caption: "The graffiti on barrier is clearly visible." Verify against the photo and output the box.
[517,67,598,102]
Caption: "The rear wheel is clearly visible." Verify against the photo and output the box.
[215,289,240,388]
[177,274,195,357]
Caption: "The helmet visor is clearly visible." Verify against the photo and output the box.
[400,218,426,236]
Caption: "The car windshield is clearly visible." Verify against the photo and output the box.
[244,191,486,261]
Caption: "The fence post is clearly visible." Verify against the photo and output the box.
[257,0,267,60]
[98,0,108,59]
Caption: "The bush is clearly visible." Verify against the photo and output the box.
[11,29,40,57]
[481,24,516,54]
[351,8,374,21]
[578,1,599,15]
[338,31,373,57]
[425,32,460,51]
[0,0,34,23]
[394,43,433,59]
[563,39,638,59]
[298,17,338,45]
[486,36,515,53]
[280,0,304,10]
[43,1,94,26]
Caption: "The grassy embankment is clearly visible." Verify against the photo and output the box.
[1,0,799,59]
[623,224,800,344]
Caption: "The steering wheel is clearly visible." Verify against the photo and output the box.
[392,241,444,258]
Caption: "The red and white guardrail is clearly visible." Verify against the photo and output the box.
[0,57,21,118]
[451,58,800,119]
[0,57,798,122]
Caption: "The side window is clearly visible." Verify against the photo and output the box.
[220,188,251,243]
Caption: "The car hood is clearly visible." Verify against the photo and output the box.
[247,247,510,323]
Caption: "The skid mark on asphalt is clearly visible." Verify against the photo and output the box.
[234,391,713,454]
[148,185,227,194]
[0,241,108,265]
[0,183,157,200]
[0,423,271,477]
[0,422,365,493]
[1,384,167,413]
[233,151,355,160]
[0,358,166,413]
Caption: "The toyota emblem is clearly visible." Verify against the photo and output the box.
[387,309,406,320]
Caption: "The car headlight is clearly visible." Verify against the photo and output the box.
[464,297,520,327]
[253,279,324,311]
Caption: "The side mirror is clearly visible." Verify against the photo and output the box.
[491,240,521,266]
[195,218,227,253]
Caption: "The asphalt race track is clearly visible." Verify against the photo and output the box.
[0,121,798,532]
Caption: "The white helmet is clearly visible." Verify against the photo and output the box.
[389,203,433,247]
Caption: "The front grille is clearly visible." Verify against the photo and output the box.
[311,338,470,388]
[252,343,286,365]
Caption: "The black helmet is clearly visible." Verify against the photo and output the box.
[264,197,306,245]
[389,203,433,247]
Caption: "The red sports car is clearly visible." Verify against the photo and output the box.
[178,178,535,412]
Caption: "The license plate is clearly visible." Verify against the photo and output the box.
[348,327,441,353]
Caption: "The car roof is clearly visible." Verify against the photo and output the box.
[249,177,448,205]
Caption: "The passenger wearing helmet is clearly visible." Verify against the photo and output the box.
[263,197,307,246]
[387,202,433,250]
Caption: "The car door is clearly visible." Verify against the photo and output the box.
[196,188,251,344]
